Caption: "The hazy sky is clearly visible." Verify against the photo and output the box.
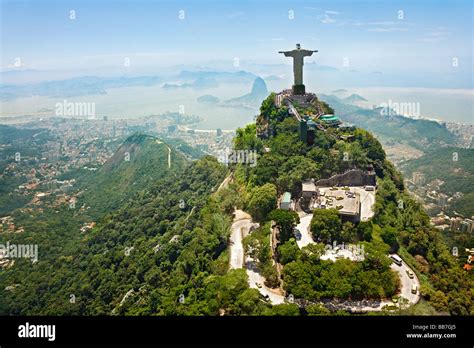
[1,0,472,79]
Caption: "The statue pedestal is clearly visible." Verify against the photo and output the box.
[292,84,306,95]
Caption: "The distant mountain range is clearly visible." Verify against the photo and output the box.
[0,70,259,101]
[163,77,218,89]
[225,77,268,107]
[178,70,256,83]
[343,94,368,103]
[342,94,369,108]
[196,77,269,109]
[331,89,349,95]
[319,93,457,151]
[197,94,219,104]
[0,75,162,101]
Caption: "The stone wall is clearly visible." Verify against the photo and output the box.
[315,169,376,187]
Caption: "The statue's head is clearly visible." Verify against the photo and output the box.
[296,43,301,49]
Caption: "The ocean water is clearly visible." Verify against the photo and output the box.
[327,87,473,125]
[0,83,258,130]
[1,83,472,128]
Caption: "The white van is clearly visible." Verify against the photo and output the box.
[390,254,403,266]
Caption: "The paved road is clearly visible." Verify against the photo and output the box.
[328,256,421,312]
[389,254,421,305]
[246,257,285,305]
[294,213,314,249]
[229,209,284,304]
[290,219,421,311]
[229,211,420,310]
[229,219,252,269]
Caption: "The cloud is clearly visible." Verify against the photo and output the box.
[321,14,336,24]
[320,10,339,24]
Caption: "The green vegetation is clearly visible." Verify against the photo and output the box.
[246,183,277,222]
[448,192,474,217]
[278,238,301,265]
[1,91,472,316]
[262,303,300,316]
[372,178,474,315]
[239,96,399,194]
[77,134,188,219]
[402,147,474,217]
[318,95,457,150]
[310,209,342,243]
[0,125,55,215]
[403,147,473,193]
[231,93,473,314]
[242,222,279,287]
[268,209,299,243]
[1,156,267,315]
[282,251,399,300]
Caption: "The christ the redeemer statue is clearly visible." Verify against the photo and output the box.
[279,43,317,95]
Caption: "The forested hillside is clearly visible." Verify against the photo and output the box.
[318,94,457,150]
[76,133,188,218]
[0,125,56,215]
[0,94,472,316]
[229,94,473,315]
[401,147,474,217]
[0,156,237,314]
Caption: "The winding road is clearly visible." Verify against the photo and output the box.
[229,210,285,304]
[292,213,420,311]
[229,218,251,269]
[228,210,420,310]
[294,213,314,249]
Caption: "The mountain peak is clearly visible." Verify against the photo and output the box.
[251,77,268,96]
[343,94,368,103]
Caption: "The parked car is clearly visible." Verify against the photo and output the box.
[406,269,414,279]
[411,284,418,294]
[293,228,302,240]
[256,282,262,288]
